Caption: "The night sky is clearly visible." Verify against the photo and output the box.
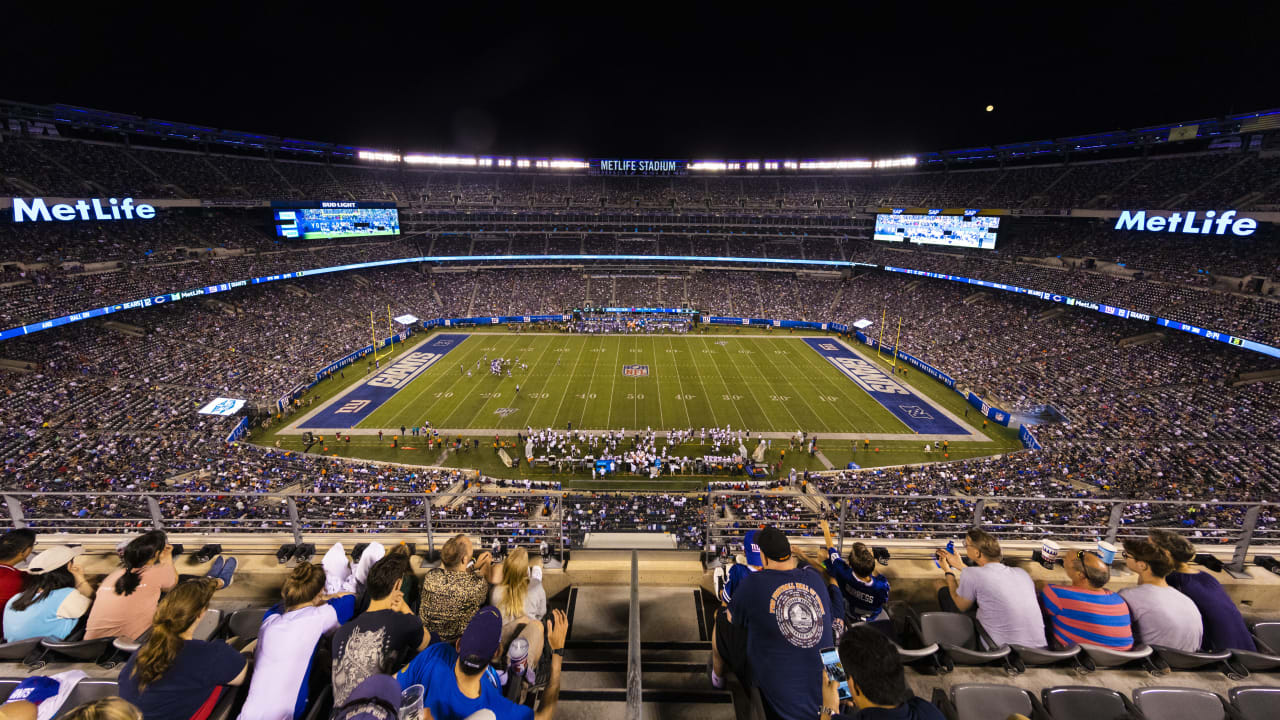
[4,6,1276,158]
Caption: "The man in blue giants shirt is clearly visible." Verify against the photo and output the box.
[709,526,834,720]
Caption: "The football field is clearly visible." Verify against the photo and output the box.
[293,331,977,438]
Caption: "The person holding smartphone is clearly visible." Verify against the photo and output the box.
[819,625,945,719]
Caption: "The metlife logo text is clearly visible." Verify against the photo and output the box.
[11,197,157,223]
[1115,209,1256,236]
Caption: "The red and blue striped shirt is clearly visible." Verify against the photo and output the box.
[1040,584,1134,650]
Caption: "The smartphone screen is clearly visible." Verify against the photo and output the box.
[820,646,851,701]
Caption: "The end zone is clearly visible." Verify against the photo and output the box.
[802,337,968,435]
[296,333,470,429]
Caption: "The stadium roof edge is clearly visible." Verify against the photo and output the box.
[1,98,1277,170]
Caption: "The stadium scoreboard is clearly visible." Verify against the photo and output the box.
[272,201,399,240]
[874,211,999,250]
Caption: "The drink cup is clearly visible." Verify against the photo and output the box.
[1041,539,1060,565]
[399,684,424,720]
[1097,540,1117,564]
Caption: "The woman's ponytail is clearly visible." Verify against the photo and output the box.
[114,530,167,597]
[131,578,217,689]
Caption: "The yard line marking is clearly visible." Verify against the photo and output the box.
[729,336,808,431]
[696,336,748,429]
[447,335,526,428]
[575,336,609,428]
[549,335,590,427]
[752,338,849,433]
[606,335,621,428]
[785,339,898,432]
[665,335,694,428]
[499,334,560,428]
[769,339,875,432]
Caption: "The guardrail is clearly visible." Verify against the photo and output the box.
[707,491,1278,576]
[3,490,1275,574]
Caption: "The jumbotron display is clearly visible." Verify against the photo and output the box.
[874,212,1000,249]
[272,201,400,240]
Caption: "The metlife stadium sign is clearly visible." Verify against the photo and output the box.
[1114,209,1256,236]
[11,197,157,223]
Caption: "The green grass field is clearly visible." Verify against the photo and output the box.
[254,329,1024,483]
[357,333,912,433]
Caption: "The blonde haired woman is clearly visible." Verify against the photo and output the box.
[489,547,547,672]
[118,579,248,720]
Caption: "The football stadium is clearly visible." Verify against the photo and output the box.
[1,9,1280,720]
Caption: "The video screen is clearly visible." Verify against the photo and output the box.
[272,202,400,240]
[874,213,999,250]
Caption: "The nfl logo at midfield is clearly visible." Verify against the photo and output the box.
[622,365,649,377]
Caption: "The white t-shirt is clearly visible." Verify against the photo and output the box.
[1119,583,1203,652]
[238,601,347,720]
[955,562,1047,648]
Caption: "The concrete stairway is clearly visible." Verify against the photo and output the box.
[556,580,734,719]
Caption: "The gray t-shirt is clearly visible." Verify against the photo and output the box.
[1119,583,1203,652]
[955,563,1046,648]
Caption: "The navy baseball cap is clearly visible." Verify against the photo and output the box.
[755,527,791,561]
[458,606,503,674]
[332,674,402,720]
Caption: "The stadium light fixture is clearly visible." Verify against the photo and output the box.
[798,159,874,170]
[535,159,590,170]
[404,154,477,166]
[357,150,401,163]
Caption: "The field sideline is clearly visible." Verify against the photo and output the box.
[286,331,979,439]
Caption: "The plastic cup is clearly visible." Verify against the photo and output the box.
[1097,541,1118,564]
[399,684,424,720]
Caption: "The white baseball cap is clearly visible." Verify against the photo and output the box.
[27,545,83,575]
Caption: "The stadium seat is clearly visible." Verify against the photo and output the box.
[915,612,1013,672]
[945,683,1048,720]
[856,620,941,665]
[53,681,120,720]
[1251,622,1280,652]
[1229,686,1280,720]
[1231,622,1280,672]
[1009,643,1084,673]
[222,607,268,650]
[32,637,119,670]
[1131,687,1234,720]
[194,608,224,641]
[1077,642,1159,672]
[1150,645,1238,677]
[0,638,45,664]
[112,637,141,655]
[1041,685,1145,720]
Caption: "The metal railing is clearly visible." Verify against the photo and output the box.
[626,550,641,720]
[707,491,1279,575]
[3,490,1276,573]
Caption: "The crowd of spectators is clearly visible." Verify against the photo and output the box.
[0,261,1275,543]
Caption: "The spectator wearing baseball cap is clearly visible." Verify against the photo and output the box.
[4,545,94,642]
[709,526,834,720]
[331,675,404,720]
[716,530,763,608]
[397,606,569,720]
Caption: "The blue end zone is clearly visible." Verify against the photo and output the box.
[801,338,964,435]
[300,334,469,429]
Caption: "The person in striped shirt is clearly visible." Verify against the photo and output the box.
[1039,549,1134,650]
